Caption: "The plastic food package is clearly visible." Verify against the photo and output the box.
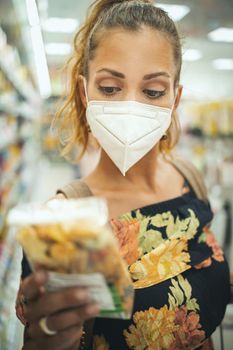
[7,198,134,319]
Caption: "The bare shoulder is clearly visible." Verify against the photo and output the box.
[158,155,185,191]
[159,155,183,178]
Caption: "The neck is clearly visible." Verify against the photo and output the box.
[91,147,162,193]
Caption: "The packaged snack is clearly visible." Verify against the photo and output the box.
[7,198,134,319]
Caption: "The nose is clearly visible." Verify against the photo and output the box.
[124,90,140,102]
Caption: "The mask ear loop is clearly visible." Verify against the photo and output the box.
[171,90,178,111]
[161,94,177,141]
[172,83,181,110]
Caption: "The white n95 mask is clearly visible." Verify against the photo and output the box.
[86,99,173,176]
[84,80,174,175]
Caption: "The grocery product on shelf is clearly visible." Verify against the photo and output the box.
[40,107,60,161]
[178,99,233,186]
[0,25,41,350]
[0,114,39,346]
[177,100,233,266]
[183,100,233,139]
[0,226,22,349]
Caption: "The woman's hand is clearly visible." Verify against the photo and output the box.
[21,270,99,350]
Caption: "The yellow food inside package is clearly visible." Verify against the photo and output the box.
[10,198,135,319]
[17,221,115,274]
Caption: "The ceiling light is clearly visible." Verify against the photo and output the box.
[212,59,233,70]
[26,0,51,98]
[0,27,7,50]
[42,17,78,33]
[183,49,202,61]
[155,3,190,21]
[208,27,233,42]
[45,43,72,56]
[30,27,52,98]
[26,0,40,26]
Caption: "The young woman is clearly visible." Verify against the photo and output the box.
[17,1,230,349]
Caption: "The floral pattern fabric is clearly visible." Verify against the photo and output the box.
[123,275,205,350]
[92,190,230,350]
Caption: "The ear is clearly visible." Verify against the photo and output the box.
[78,75,87,108]
[173,85,183,110]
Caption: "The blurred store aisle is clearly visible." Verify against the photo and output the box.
[30,157,75,203]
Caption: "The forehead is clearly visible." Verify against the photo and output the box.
[89,27,176,77]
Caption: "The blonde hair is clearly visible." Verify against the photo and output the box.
[54,0,182,161]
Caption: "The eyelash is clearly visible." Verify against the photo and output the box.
[143,89,166,99]
[98,86,166,99]
[98,86,121,96]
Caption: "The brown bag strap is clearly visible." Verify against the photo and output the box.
[57,158,208,203]
[56,180,93,199]
[170,156,208,203]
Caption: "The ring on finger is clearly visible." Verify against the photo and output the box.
[39,316,57,336]
[21,295,30,305]
[16,294,29,307]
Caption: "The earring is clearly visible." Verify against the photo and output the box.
[87,125,91,133]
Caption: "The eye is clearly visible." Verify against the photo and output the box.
[143,89,166,99]
[98,86,121,95]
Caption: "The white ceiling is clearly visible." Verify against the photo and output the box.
[40,0,233,99]
[181,38,233,99]
[1,0,232,99]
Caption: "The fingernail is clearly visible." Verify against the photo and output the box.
[39,286,46,294]
[75,290,89,301]
[86,304,99,316]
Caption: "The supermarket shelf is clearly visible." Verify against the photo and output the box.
[0,100,38,120]
[0,160,21,187]
[0,26,53,350]
[0,57,40,105]
[0,227,22,350]
[0,135,17,151]
[0,135,33,153]
[187,129,233,140]
[0,118,34,153]
[0,134,29,152]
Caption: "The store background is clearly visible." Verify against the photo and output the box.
[0,0,233,349]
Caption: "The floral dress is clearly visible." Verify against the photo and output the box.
[91,184,230,350]
[19,183,230,350]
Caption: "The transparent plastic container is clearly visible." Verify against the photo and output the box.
[7,197,134,319]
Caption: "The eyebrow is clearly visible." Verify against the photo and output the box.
[96,68,170,80]
[143,72,170,80]
[96,68,125,78]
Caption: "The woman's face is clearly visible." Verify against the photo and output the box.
[83,26,181,108]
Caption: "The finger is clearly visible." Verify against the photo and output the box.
[34,325,83,350]
[25,287,90,322]
[21,270,48,301]
[28,303,99,338]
